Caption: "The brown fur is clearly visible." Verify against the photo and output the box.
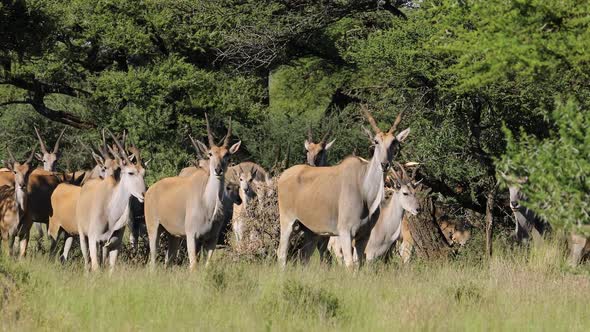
[0,186,19,254]
[0,155,35,257]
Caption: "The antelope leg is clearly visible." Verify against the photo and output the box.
[338,231,354,268]
[147,230,158,269]
[187,233,197,271]
[277,218,296,268]
[88,235,99,271]
[79,234,89,271]
[60,236,73,263]
[204,237,218,268]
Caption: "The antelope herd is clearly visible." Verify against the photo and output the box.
[0,107,588,272]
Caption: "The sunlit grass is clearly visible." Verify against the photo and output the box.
[1,239,589,332]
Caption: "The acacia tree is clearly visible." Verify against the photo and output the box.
[332,0,589,255]
[0,0,409,180]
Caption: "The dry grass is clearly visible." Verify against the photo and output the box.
[228,179,281,260]
[227,178,306,262]
[1,235,589,331]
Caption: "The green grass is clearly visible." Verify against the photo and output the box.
[1,240,589,332]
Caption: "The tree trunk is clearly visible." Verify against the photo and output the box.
[405,192,451,260]
[485,186,497,258]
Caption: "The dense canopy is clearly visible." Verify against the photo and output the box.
[1,0,589,232]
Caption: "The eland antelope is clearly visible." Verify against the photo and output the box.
[76,132,146,271]
[304,126,335,167]
[34,126,65,172]
[328,163,421,264]
[277,105,410,268]
[298,127,336,263]
[0,146,36,256]
[502,174,550,244]
[48,140,119,263]
[356,163,421,262]
[231,166,258,244]
[144,115,241,269]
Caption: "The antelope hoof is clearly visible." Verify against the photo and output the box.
[59,255,66,264]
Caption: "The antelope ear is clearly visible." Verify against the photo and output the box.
[304,140,311,151]
[35,153,43,161]
[129,154,136,162]
[195,139,209,155]
[4,161,13,171]
[324,139,336,150]
[396,128,411,143]
[229,141,241,154]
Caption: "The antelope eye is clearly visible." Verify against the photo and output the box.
[208,152,213,157]
[373,139,379,145]
[128,171,134,175]
[403,192,409,196]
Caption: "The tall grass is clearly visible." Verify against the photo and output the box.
[1,238,589,332]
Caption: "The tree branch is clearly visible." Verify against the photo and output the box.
[29,89,95,129]
[29,101,95,129]
[0,76,91,98]
[0,97,95,129]
[0,100,30,107]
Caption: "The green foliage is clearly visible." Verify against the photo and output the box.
[500,100,590,232]
[1,0,589,228]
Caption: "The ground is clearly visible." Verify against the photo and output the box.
[1,239,589,331]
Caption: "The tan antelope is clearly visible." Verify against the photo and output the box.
[144,115,241,269]
[0,169,75,257]
[78,130,120,183]
[0,147,36,256]
[178,138,248,250]
[356,163,420,262]
[231,166,258,244]
[48,140,118,263]
[304,125,335,167]
[297,126,336,263]
[327,163,421,264]
[34,126,66,172]
[2,127,61,237]
[277,105,410,268]
[181,160,271,189]
[76,132,146,271]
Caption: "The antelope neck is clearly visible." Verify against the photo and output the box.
[203,168,225,223]
[107,177,130,225]
[381,191,405,236]
[362,151,385,217]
